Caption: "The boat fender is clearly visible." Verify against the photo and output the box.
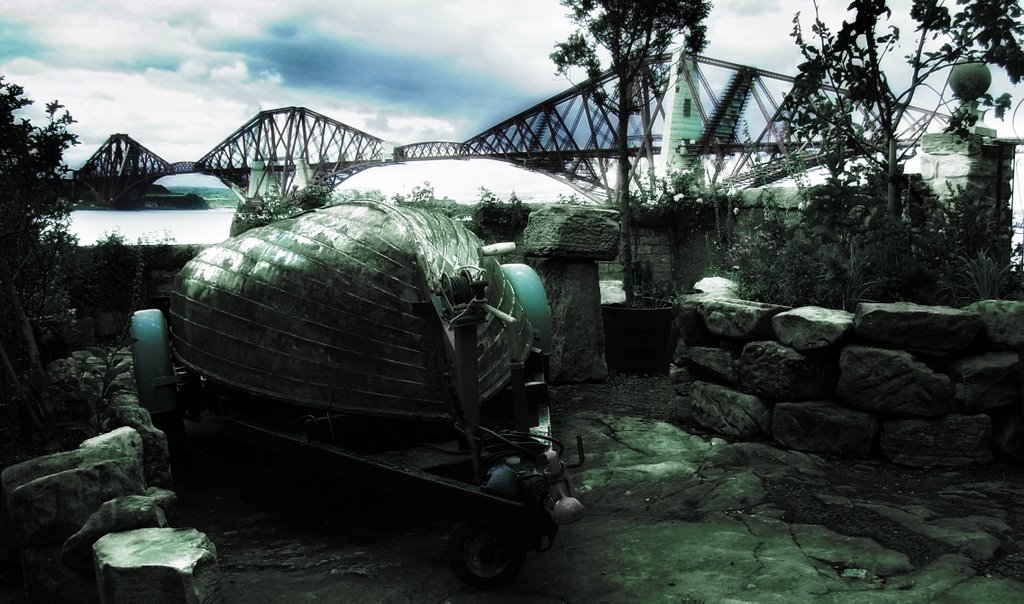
[499,264,552,354]
[130,309,178,414]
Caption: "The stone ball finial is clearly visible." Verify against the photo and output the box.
[949,62,992,102]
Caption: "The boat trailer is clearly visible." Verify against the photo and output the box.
[130,264,585,589]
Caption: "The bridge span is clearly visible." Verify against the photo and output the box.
[73,52,948,206]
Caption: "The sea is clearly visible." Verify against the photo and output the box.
[69,208,235,245]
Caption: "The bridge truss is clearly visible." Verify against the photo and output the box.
[76,134,173,206]
[196,106,386,195]
[75,54,951,205]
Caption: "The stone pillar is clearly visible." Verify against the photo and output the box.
[522,205,620,383]
[917,132,1015,262]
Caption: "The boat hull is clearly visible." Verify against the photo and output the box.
[169,201,535,421]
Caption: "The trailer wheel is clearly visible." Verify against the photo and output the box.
[447,520,526,589]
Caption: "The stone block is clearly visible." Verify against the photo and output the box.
[966,300,1024,348]
[94,527,222,604]
[102,401,173,489]
[837,345,954,417]
[2,428,144,512]
[673,294,718,346]
[690,381,771,439]
[62,495,168,572]
[881,415,993,467]
[80,427,146,486]
[739,341,837,401]
[145,487,179,523]
[921,132,983,155]
[534,259,606,383]
[949,351,1019,413]
[772,401,878,458]
[935,155,974,178]
[853,302,981,351]
[522,205,620,260]
[772,306,854,351]
[698,298,790,341]
[673,341,737,384]
[10,459,147,547]
[668,364,694,396]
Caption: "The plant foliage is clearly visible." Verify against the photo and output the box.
[551,0,712,305]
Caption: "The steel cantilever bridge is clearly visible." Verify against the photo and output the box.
[74,52,948,206]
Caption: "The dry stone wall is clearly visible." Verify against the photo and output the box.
[670,279,1024,467]
[1,349,222,603]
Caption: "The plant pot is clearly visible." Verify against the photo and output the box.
[601,303,674,375]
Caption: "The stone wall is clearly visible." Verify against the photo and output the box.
[1,349,222,603]
[915,132,1016,265]
[671,279,1024,467]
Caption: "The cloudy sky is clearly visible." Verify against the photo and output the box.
[1,0,1022,202]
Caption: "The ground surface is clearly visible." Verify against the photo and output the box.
[4,374,1024,602]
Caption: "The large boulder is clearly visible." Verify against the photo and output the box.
[966,299,1024,348]
[772,402,878,457]
[672,278,739,346]
[698,298,790,341]
[837,345,954,417]
[690,277,740,298]
[61,495,168,572]
[145,487,179,524]
[738,341,836,401]
[3,427,145,514]
[10,459,147,547]
[521,205,620,260]
[533,259,607,383]
[880,415,993,466]
[772,306,854,351]
[94,527,222,604]
[690,381,771,438]
[853,302,981,351]
[102,394,174,489]
[948,351,1019,413]
[673,341,737,384]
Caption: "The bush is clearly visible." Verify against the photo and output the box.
[723,177,1020,310]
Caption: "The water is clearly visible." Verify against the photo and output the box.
[69,208,235,245]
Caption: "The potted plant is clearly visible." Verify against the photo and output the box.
[601,260,677,375]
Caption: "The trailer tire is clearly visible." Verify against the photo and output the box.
[447,520,526,589]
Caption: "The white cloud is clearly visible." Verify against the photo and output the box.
[208,60,249,83]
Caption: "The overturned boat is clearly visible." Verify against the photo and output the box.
[167,200,545,421]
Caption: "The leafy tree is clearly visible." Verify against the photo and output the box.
[551,0,711,305]
[784,0,1024,218]
[0,77,79,450]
